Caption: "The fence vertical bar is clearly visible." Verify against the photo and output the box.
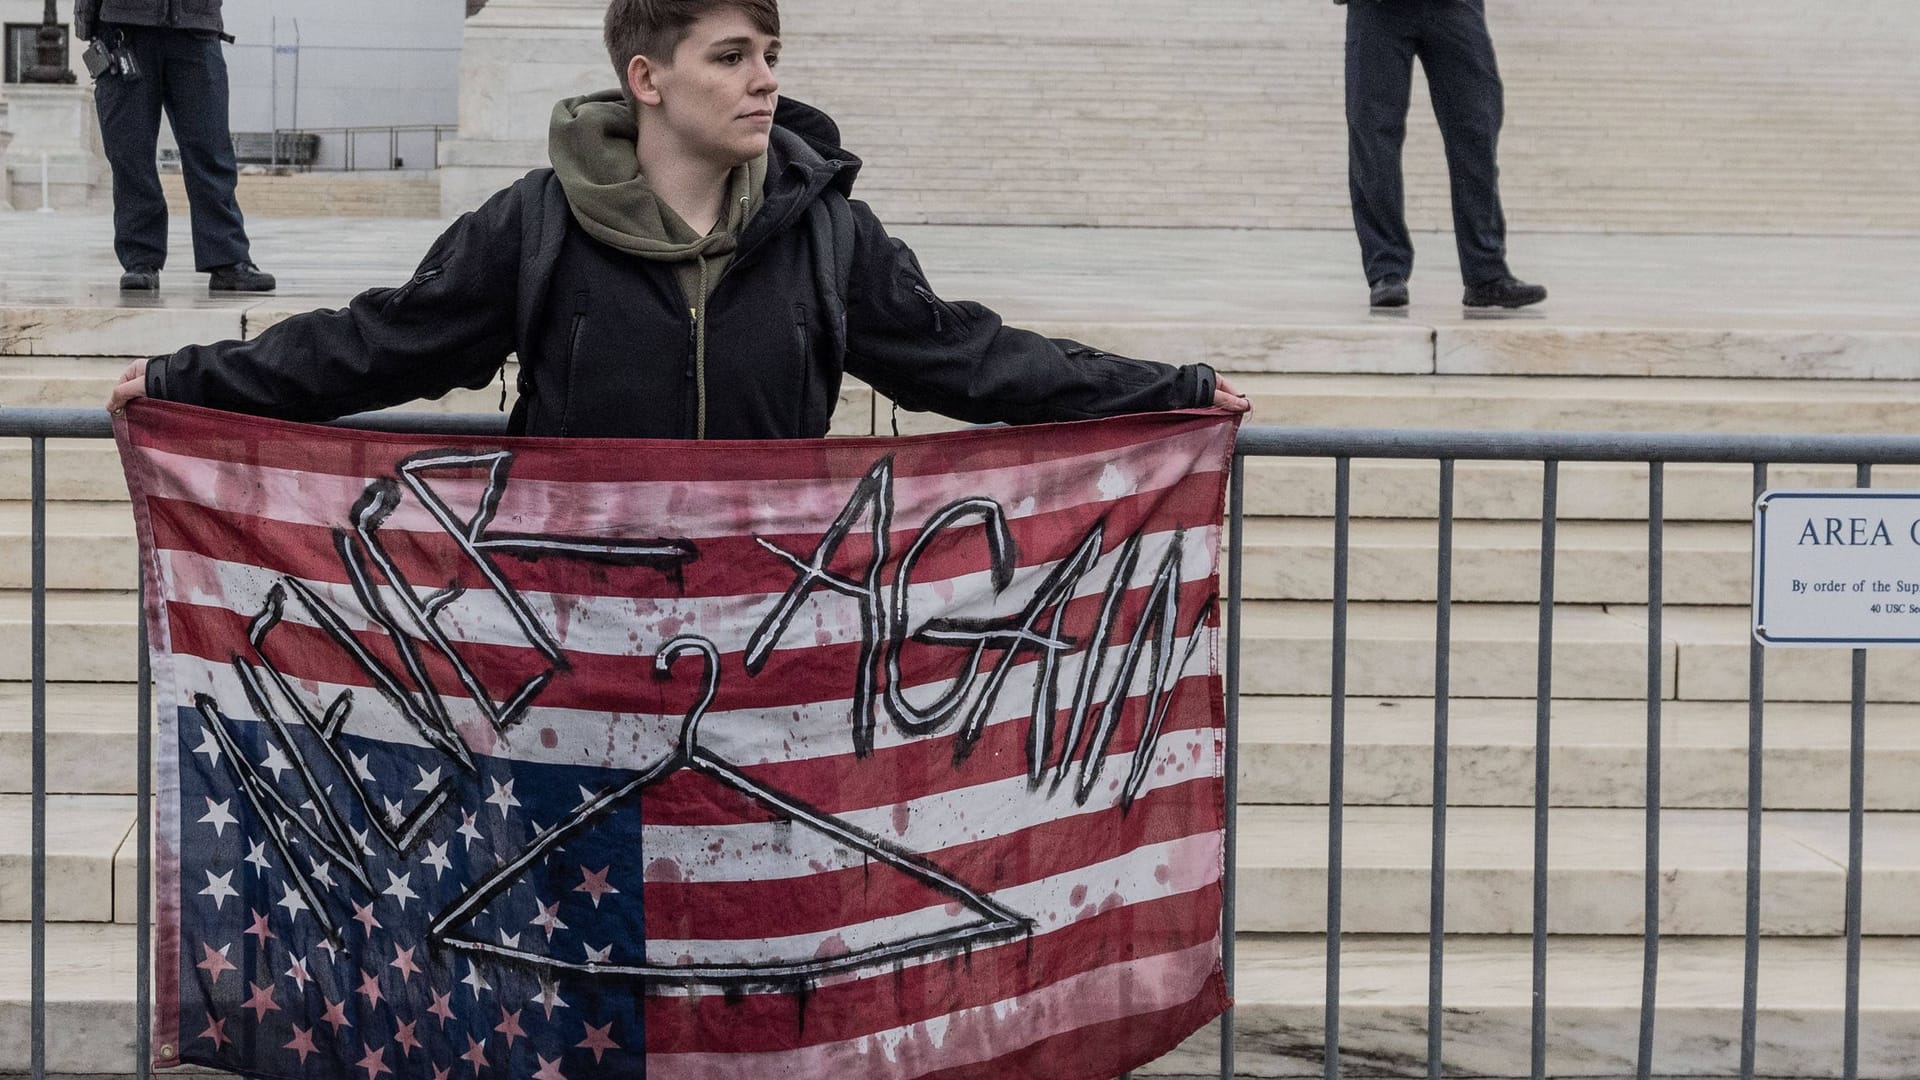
[137,572,153,1080]
[1531,459,1558,1080]
[1636,462,1665,1080]
[31,436,48,1080]
[1741,463,1767,1080]
[1843,463,1869,1080]
[1221,455,1244,1080]
[1427,460,1454,1080]
[1325,457,1351,1080]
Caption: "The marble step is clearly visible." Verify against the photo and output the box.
[0,354,506,414]
[1239,601,1920,703]
[0,590,138,682]
[0,683,143,796]
[1245,458,1920,524]
[0,501,137,590]
[1236,805,1920,936]
[0,442,128,502]
[3,923,1916,1078]
[1241,697,1920,812]
[1140,934,1920,1079]
[0,794,133,922]
[1243,518,1751,605]
[1235,373,1920,435]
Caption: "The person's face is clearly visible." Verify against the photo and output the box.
[629,9,781,169]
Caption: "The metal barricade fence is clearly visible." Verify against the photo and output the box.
[3,406,1909,1079]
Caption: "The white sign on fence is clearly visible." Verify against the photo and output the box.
[1754,490,1920,647]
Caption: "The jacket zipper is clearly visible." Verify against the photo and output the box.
[388,266,443,307]
[911,285,943,335]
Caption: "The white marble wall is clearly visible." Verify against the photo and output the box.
[0,84,104,210]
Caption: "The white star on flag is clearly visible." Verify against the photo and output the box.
[460,960,491,999]
[457,811,484,852]
[381,870,418,911]
[285,954,312,991]
[584,942,612,964]
[498,930,521,949]
[199,798,237,837]
[382,797,407,827]
[192,728,223,767]
[530,900,568,941]
[244,839,272,877]
[258,744,293,782]
[350,751,376,783]
[422,840,452,880]
[309,858,336,889]
[530,978,569,1019]
[413,766,443,794]
[485,777,520,817]
[275,881,310,919]
[199,869,238,910]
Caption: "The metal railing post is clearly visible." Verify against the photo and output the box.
[1531,460,1558,1080]
[1636,463,1665,1079]
[1427,459,1454,1080]
[1325,457,1351,1080]
[31,436,47,1080]
[1741,463,1768,1080]
[1220,454,1245,1080]
[1844,463,1870,1080]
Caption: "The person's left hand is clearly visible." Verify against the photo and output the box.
[1213,375,1251,414]
[108,358,149,413]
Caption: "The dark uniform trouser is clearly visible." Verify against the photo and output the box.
[1345,0,1509,287]
[93,25,250,273]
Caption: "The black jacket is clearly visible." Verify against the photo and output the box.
[146,102,1216,438]
[76,0,223,37]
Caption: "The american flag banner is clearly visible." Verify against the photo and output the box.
[117,400,1236,1080]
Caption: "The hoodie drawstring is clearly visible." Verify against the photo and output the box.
[694,254,711,440]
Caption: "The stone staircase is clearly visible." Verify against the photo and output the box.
[7,314,1920,1078]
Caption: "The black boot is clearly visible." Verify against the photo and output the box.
[119,267,160,291]
[1369,277,1410,308]
[209,261,277,292]
[1463,276,1547,309]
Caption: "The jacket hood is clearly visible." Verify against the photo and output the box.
[547,89,766,262]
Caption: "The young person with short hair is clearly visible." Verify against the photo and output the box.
[110,0,1248,433]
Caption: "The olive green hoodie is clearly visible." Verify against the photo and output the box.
[547,89,768,437]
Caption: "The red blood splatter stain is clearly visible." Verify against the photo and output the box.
[1099,893,1125,913]
[944,902,963,916]
[708,840,725,853]
[892,803,911,836]
[1192,744,1203,762]
[539,728,558,749]
[1155,865,1172,884]
[644,858,683,883]
[1069,885,1088,907]
[814,934,850,959]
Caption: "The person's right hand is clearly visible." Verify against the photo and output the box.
[108,358,149,413]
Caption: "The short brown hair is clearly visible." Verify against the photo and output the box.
[604,0,780,93]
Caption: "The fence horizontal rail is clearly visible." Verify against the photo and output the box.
[22,411,1920,464]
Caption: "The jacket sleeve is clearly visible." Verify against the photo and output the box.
[840,201,1215,426]
[144,184,525,423]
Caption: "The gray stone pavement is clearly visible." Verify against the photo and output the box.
[2,210,1917,336]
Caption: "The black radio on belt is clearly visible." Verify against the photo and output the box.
[81,29,139,81]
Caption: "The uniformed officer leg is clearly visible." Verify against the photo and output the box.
[1420,0,1511,287]
[1346,0,1419,288]
[161,30,252,272]
[92,27,169,274]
